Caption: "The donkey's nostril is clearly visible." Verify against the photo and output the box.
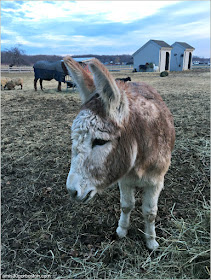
[69,189,78,198]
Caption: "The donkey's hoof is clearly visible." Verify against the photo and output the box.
[116,226,128,238]
[146,239,159,251]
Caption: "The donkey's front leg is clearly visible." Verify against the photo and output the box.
[142,178,164,250]
[116,179,135,238]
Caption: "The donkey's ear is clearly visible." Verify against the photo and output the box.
[88,59,128,123]
[63,56,95,103]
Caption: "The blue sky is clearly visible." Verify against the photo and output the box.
[1,1,210,57]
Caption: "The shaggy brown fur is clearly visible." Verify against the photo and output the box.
[13,77,23,89]
[5,80,16,90]
[1,77,11,89]
[64,56,175,250]
[5,78,23,90]
[82,82,175,187]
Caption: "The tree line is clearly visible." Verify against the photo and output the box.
[1,47,133,66]
[1,46,209,66]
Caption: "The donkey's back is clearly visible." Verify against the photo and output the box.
[119,80,175,178]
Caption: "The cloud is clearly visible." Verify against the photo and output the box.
[1,1,180,23]
[132,18,210,42]
[70,1,180,23]
[172,1,209,16]
[1,1,210,57]
[1,26,45,48]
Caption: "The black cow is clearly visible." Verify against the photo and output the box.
[33,60,68,91]
[115,76,131,82]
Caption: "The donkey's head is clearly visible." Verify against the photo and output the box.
[64,56,133,203]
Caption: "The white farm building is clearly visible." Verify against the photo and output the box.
[132,39,172,72]
[170,42,195,71]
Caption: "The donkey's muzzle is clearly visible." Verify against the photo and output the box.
[68,189,78,199]
[67,188,94,203]
[66,172,97,203]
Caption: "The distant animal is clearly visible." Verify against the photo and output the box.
[139,65,147,71]
[5,80,16,90]
[115,77,131,82]
[64,56,175,251]
[33,60,68,91]
[2,77,23,90]
[1,77,11,90]
[12,77,23,89]
[66,80,76,90]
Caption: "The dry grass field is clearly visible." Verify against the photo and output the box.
[1,68,210,279]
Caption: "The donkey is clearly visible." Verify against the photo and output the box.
[64,56,175,250]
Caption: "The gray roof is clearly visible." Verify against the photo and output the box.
[132,39,172,57]
[174,42,195,50]
[151,40,172,48]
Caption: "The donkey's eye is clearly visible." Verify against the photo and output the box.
[92,139,109,148]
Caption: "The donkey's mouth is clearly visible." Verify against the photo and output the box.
[82,190,93,203]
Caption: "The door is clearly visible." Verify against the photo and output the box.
[188,52,192,69]
[165,52,170,70]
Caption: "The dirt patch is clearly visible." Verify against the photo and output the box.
[1,69,210,279]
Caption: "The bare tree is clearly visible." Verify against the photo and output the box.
[4,45,26,66]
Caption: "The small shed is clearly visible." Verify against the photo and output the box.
[132,39,172,72]
[170,42,195,71]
